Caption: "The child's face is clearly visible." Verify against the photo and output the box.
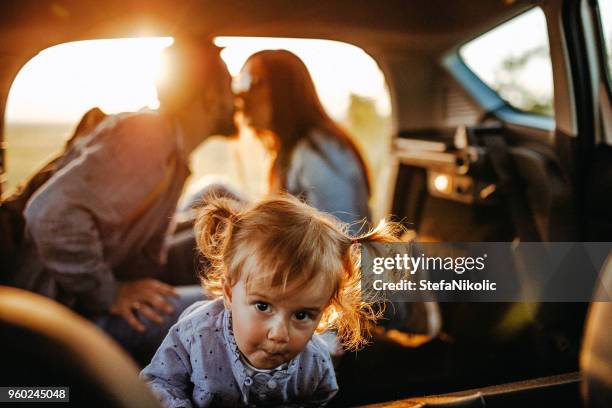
[223,274,332,369]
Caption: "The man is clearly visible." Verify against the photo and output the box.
[13,39,236,363]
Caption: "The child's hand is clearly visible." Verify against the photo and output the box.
[110,279,179,332]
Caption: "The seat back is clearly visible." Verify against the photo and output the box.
[581,262,612,408]
[0,286,161,408]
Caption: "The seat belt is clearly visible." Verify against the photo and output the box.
[483,135,541,242]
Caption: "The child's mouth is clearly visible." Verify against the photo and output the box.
[262,349,285,358]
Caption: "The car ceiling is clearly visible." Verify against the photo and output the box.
[0,0,541,139]
[0,0,535,57]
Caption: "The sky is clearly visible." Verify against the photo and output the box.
[5,36,390,125]
[460,7,553,101]
[6,37,173,124]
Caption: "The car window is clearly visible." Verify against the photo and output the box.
[4,37,172,195]
[4,37,391,219]
[460,7,554,116]
[597,0,612,88]
[211,37,392,218]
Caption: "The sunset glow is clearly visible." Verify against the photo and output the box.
[6,36,390,125]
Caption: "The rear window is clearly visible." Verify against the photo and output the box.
[4,37,172,195]
[4,37,392,218]
[460,7,554,116]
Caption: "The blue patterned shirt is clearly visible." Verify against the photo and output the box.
[140,299,338,407]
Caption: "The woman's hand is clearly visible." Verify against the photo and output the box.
[110,279,178,332]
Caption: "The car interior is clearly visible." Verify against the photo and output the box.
[1,0,611,407]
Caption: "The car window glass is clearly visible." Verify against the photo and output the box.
[4,37,391,219]
[460,7,554,116]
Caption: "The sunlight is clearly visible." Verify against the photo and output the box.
[6,36,390,124]
[215,37,391,118]
[6,37,173,124]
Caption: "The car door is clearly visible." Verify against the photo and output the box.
[387,0,608,380]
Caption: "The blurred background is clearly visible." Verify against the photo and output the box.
[4,5,611,220]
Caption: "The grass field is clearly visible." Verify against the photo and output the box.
[4,122,72,194]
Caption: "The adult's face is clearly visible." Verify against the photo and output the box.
[157,45,237,137]
[208,54,238,137]
[234,59,273,132]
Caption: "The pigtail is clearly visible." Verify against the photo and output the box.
[354,218,406,245]
[325,218,405,351]
[194,196,243,295]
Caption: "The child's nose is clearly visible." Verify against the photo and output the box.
[267,317,289,343]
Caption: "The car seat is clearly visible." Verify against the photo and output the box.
[581,260,612,408]
[0,286,161,408]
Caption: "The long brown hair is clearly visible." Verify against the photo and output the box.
[195,194,401,350]
[245,50,371,193]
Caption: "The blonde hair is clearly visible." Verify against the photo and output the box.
[195,194,402,351]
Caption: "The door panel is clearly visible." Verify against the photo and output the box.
[390,123,573,243]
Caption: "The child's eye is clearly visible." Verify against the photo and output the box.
[294,311,311,321]
[255,301,270,312]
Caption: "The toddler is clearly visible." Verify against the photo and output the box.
[140,195,399,407]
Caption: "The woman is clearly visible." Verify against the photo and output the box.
[233,49,371,233]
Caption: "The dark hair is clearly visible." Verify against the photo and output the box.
[156,40,227,115]
[245,49,371,193]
